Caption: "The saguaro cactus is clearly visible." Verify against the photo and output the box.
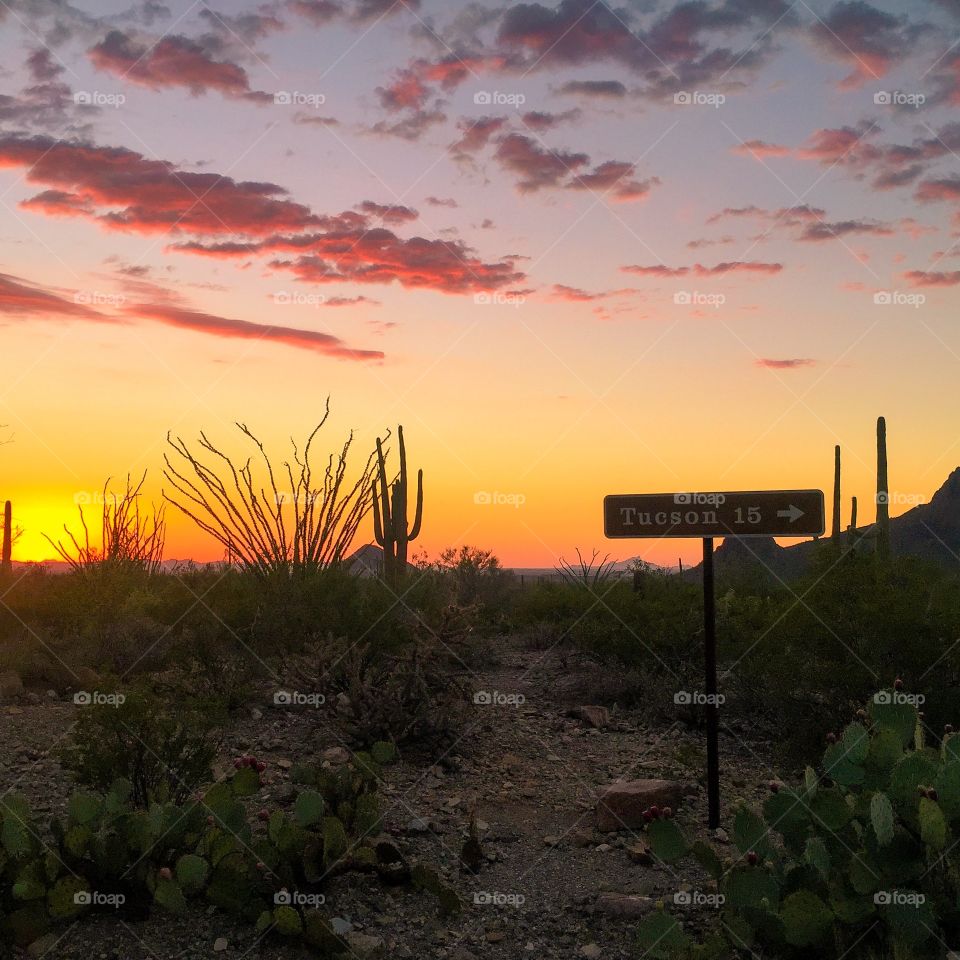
[372,426,423,587]
[1,500,10,572]
[832,444,842,546]
[847,495,858,546]
[876,416,890,562]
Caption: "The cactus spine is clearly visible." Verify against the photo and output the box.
[832,445,841,547]
[372,426,422,587]
[1,500,11,572]
[876,416,890,562]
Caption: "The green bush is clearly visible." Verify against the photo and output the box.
[62,687,221,806]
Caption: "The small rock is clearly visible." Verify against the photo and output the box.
[344,932,384,958]
[485,931,506,944]
[626,839,653,864]
[322,746,351,765]
[543,835,560,847]
[250,708,263,721]
[595,892,655,918]
[568,705,610,729]
[275,758,293,770]
[406,817,432,834]
[594,843,612,853]
[331,917,353,936]
[570,827,594,848]
[450,949,478,960]
[0,670,23,700]
[213,937,229,952]
[596,779,685,832]
[28,934,58,957]
[714,828,729,843]
[45,689,58,700]
[581,944,602,959]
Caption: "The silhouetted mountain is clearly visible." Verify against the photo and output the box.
[688,468,960,580]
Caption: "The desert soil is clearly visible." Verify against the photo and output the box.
[0,635,783,959]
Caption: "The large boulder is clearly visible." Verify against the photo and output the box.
[596,779,685,832]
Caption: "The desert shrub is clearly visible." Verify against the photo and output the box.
[735,548,960,762]
[62,687,221,806]
[637,683,960,959]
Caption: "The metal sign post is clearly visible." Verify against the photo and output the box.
[604,489,825,828]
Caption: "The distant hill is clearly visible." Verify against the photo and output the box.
[690,467,960,580]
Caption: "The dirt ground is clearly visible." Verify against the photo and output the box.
[0,635,784,959]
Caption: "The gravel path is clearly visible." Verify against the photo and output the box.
[0,636,783,959]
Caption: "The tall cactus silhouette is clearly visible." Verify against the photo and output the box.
[848,495,858,546]
[876,416,890,562]
[1,501,10,572]
[832,444,841,546]
[372,426,423,587]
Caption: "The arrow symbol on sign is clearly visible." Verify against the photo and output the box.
[777,505,804,523]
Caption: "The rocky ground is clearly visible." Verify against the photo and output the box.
[0,636,785,959]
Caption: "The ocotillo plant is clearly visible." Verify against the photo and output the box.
[1,500,11,572]
[831,444,841,546]
[372,425,423,588]
[876,415,890,561]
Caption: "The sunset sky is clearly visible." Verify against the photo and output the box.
[1,0,959,567]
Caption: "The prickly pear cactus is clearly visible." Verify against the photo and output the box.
[637,684,960,958]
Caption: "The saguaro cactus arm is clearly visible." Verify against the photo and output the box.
[1,500,11,571]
